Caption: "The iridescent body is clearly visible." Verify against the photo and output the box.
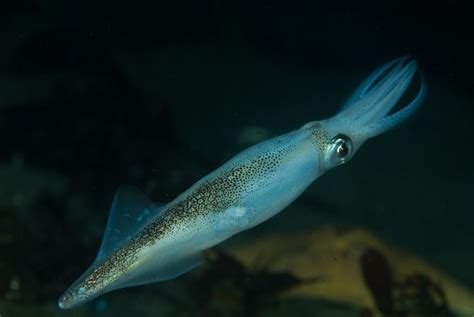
[59,57,425,309]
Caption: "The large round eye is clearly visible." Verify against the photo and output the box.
[328,134,353,165]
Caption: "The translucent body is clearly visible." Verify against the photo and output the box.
[59,57,425,309]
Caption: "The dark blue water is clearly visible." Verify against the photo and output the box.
[0,1,472,316]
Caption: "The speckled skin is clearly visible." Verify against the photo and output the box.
[59,58,425,309]
[59,126,328,308]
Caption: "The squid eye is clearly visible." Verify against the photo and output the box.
[329,134,353,164]
[336,141,349,158]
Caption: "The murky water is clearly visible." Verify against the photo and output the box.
[0,1,472,316]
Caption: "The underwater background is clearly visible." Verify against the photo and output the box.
[0,0,473,316]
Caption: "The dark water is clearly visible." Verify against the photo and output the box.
[0,1,473,316]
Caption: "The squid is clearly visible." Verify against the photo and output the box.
[58,57,426,309]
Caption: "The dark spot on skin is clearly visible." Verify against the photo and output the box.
[311,124,329,152]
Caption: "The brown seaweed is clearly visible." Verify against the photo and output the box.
[227,226,474,317]
[190,250,309,317]
[360,248,453,317]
